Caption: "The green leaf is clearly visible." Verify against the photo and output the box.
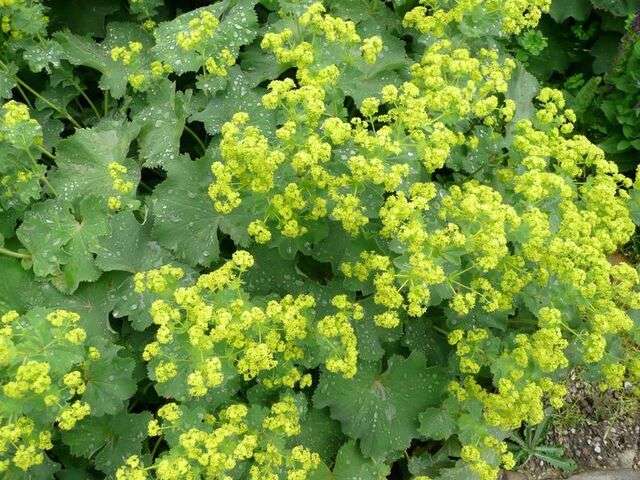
[0,256,123,339]
[10,307,86,374]
[56,199,110,292]
[48,0,121,37]
[55,23,152,98]
[418,407,457,441]
[95,211,168,273]
[62,412,151,474]
[314,351,447,459]
[54,31,127,98]
[16,197,110,292]
[507,65,539,123]
[591,33,622,74]
[56,465,100,480]
[308,462,334,480]
[82,340,138,416]
[591,0,640,16]
[3,1,48,38]
[294,407,345,464]
[129,0,164,19]
[239,41,288,87]
[549,0,591,22]
[570,77,602,115]
[150,155,221,266]
[34,110,65,151]
[332,441,390,480]
[133,81,192,168]
[408,439,460,477]
[327,0,402,34]
[49,121,141,203]
[243,245,306,296]
[0,149,44,212]
[152,0,258,74]
[336,34,409,105]
[629,188,640,226]
[191,67,276,136]
[403,316,450,365]
[22,39,64,73]
[0,63,18,99]
[526,23,573,80]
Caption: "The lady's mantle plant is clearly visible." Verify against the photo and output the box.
[0,0,639,479]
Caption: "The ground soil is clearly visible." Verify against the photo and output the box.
[520,372,639,479]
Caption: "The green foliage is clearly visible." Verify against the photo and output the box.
[1,0,640,479]
[314,352,446,459]
[507,416,577,473]
[524,0,640,171]
[62,412,152,474]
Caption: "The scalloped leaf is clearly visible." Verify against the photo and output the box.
[149,155,221,266]
[55,23,152,98]
[16,197,110,293]
[132,80,192,168]
[314,351,447,459]
[48,121,141,203]
[94,211,168,273]
[0,257,124,339]
[61,412,151,474]
[0,63,18,99]
[82,340,138,416]
[332,441,390,480]
[152,0,258,74]
[191,67,276,136]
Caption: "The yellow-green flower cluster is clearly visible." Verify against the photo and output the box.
[448,328,489,374]
[0,100,43,148]
[204,48,236,77]
[599,363,626,392]
[134,264,185,294]
[225,11,640,476]
[341,243,446,321]
[209,112,285,214]
[0,309,96,475]
[0,0,48,40]
[0,418,52,472]
[118,399,320,480]
[403,0,551,37]
[360,35,383,64]
[107,161,135,211]
[209,27,522,247]
[111,41,143,65]
[458,437,516,480]
[176,9,219,51]
[298,2,360,43]
[115,455,148,480]
[112,45,146,89]
[1,99,30,127]
[150,60,172,77]
[110,40,173,91]
[136,251,365,401]
[334,87,637,441]
[317,295,362,378]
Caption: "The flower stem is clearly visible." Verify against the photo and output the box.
[14,76,83,129]
[72,81,101,119]
[184,125,207,154]
[27,149,58,196]
[0,246,30,260]
[36,144,56,162]
[15,83,33,109]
